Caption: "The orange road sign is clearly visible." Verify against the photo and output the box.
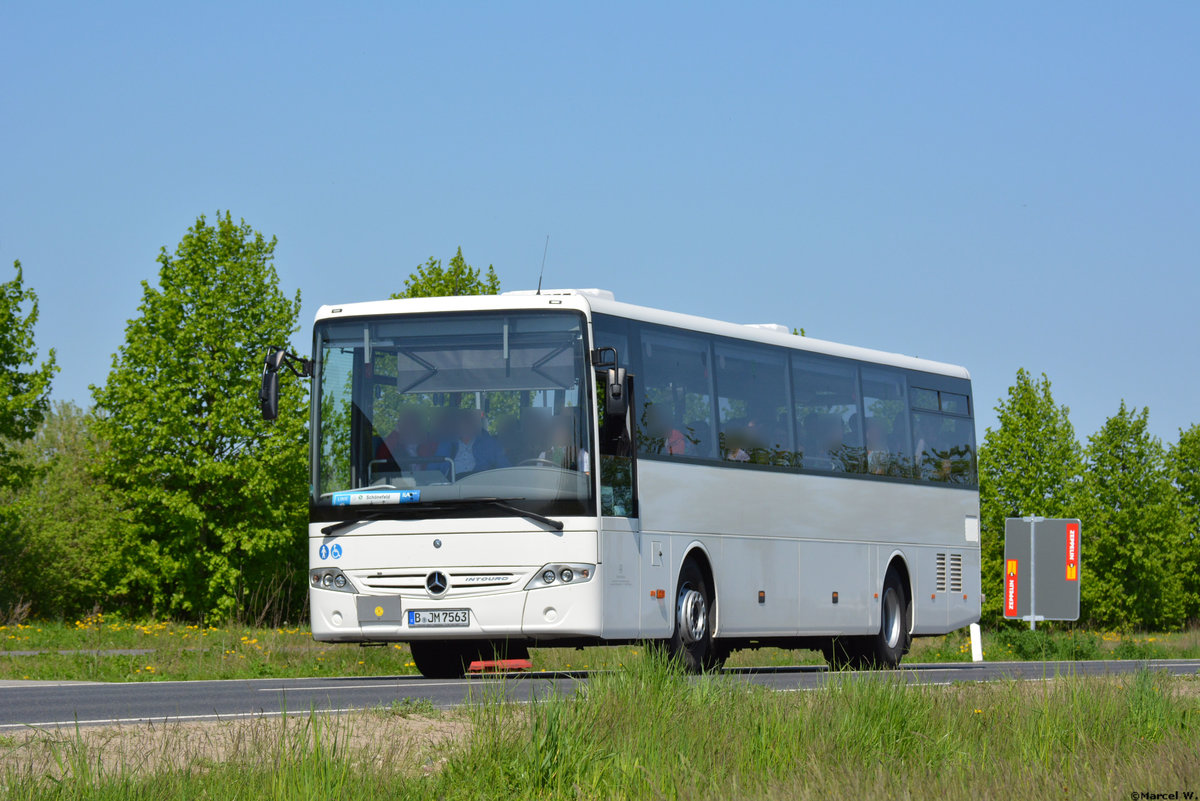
[1065,522,1079,582]
[1004,559,1019,617]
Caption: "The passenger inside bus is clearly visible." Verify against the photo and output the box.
[722,422,752,462]
[375,409,424,469]
[430,407,459,455]
[539,411,590,472]
[722,416,774,463]
[518,407,553,464]
[451,408,510,476]
[644,403,688,456]
[493,413,523,463]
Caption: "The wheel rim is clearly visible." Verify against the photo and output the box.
[676,585,708,644]
[881,587,902,649]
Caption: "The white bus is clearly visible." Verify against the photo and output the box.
[261,289,981,677]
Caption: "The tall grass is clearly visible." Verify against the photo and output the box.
[4,652,1197,799]
[446,655,1199,799]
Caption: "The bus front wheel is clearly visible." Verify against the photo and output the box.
[409,640,476,679]
[666,560,719,673]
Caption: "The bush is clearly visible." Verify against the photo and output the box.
[1112,638,1170,660]
[990,628,1101,661]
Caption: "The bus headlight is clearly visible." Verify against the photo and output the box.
[526,564,595,590]
[309,567,357,594]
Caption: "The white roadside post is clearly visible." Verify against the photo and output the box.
[969,623,983,662]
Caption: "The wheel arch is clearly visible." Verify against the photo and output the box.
[883,549,914,632]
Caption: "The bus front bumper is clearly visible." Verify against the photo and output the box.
[309,580,604,642]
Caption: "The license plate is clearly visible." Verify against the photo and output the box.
[407,609,470,628]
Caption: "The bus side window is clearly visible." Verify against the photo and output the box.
[639,330,715,460]
[793,355,864,473]
[715,341,791,465]
[911,388,977,485]
[861,367,912,477]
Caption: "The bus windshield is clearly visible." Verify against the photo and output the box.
[312,310,594,519]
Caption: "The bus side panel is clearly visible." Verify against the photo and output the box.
[599,518,642,639]
[715,537,801,636]
[640,532,674,637]
[797,541,874,635]
[635,459,978,639]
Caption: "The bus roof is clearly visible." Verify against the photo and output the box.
[314,289,970,380]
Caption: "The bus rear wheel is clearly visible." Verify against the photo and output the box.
[820,636,865,670]
[858,569,911,669]
[666,560,720,673]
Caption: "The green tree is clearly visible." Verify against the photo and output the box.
[1167,423,1200,622]
[977,369,1082,624]
[1170,424,1200,528]
[0,261,57,493]
[391,247,500,299]
[1,403,136,618]
[92,212,308,621]
[1080,403,1189,630]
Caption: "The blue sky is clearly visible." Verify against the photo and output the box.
[3,3,1197,445]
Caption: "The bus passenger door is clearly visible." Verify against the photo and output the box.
[597,371,643,638]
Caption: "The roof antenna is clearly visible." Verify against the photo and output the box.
[536,235,549,295]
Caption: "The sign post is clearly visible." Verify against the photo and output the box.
[1003,517,1081,629]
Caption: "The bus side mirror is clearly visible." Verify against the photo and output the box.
[260,349,284,421]
[260,348,314,421]
[607,367,628,417]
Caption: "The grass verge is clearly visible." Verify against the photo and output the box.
[3,614,1199,683]
[3,653,1200,799]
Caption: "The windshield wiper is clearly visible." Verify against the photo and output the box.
[319,497,564,536]
[321,510,394,537]
[417,497,564,531]
[473,498,565,531]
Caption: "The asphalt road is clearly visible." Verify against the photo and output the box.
[2,659,1197,732]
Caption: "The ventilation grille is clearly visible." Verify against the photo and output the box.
[355,569,520,593]
[935,553,947,593]
[950,553,963,594]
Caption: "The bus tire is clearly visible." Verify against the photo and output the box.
[410,640,475,679]
[666,560,717,673]
[859,568,911,669]
[480,640,530,662]
[821,636,865,670]
[711,640,732,669]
